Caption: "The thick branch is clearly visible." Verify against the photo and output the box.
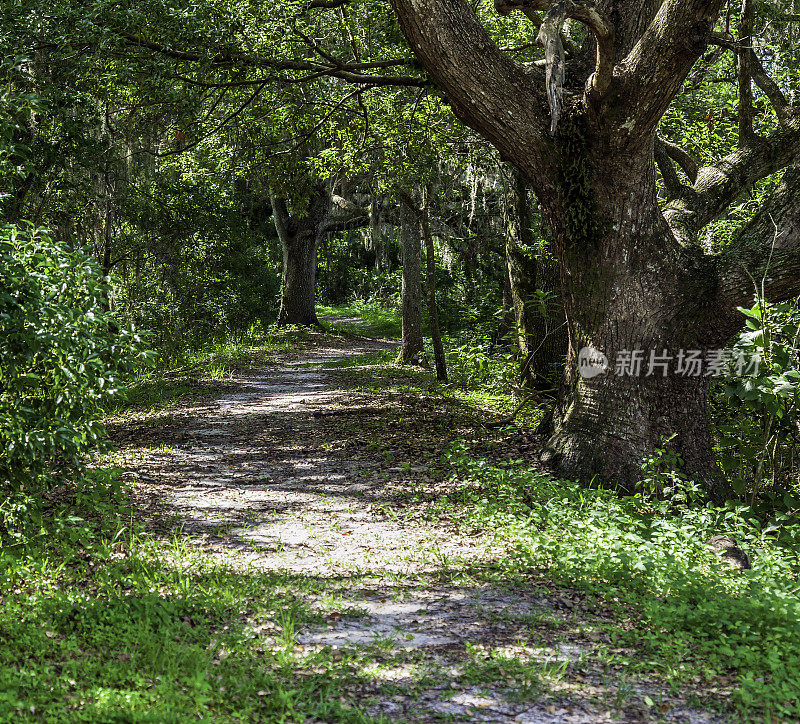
[615,0,725,141]
[389,0,556,197]
[717,161,800,323]
[269,194,292,247]
[494,0,543,24]
[537,3,567,134]
[654,139,686,200]
[322,196,370,233]
[495,0,614,129]
[664,123,800,244]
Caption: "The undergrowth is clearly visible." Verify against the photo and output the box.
[433,443,800,720]
[0,470,381,722]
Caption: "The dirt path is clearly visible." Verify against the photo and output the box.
[111,330,724,723]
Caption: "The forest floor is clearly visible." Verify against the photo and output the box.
[100,317,730,723]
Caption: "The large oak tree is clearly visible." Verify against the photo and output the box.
[389,0,800,494]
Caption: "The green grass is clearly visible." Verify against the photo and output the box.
[0,472,386,722]
[317,301,401,338]
[13,302,796,720]
[114,317,360,412]
[428,444,800,720]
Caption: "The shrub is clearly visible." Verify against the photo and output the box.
[0,223,148,506]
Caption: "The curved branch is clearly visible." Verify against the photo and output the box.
[388,0,556,195]
[654,139,685,200]
[716,160,800,330]
[657,137,699,183]
[664,123,800,245]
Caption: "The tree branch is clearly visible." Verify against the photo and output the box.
[657,137,700,183]
[307,0,350,8]
[654,139,686,200]
[110,28,426,87]
[494,0,614,131]
[716,160,800,326]
[709,32,792,127]
[664,124,800,245]
[321,195,371,233]
[388,0,556,198]
[614,0,725,142]
[737,0,755,145]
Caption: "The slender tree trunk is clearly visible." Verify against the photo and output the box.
[420,194,447,381]
[396,196,425,364]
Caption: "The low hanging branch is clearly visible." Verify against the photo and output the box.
[494,0,614,133]
[109,28,426,88]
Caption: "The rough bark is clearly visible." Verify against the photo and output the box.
[271,190,329,326]
[396,196,425,365]
[390,0,800,495]
[271,185,370,326]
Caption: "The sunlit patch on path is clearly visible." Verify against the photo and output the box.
[111,327,726,723]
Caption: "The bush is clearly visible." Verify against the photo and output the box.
[0,223,147,506]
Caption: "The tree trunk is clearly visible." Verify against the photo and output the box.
[390,0,800,496]
[503,168,566,390]
[420,195,447,381]
[396,196,425,365]
[277,230,321,325]
[270,189,330,327]
[540,144,725,493]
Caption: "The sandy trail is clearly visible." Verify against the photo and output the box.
[113,331,724,723]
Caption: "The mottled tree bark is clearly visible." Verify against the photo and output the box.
[271,190,329,326]
[503,169,565,390]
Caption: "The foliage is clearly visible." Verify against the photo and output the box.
[437,444,800,719]
[0,224,147,524]
[0,470,379,722]
[714,298,800,505]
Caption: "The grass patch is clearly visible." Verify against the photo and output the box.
[317,302,401,338]
[0,471,387,722]
[115,321,351,413]
[430,444,800,720]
